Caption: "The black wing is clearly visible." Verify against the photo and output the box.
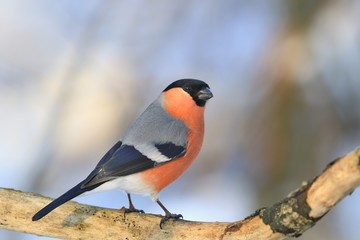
[154,142,186,160]
[97,140,122,165]
[82,142,186,188]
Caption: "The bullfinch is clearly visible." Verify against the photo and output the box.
[32,79,213,226]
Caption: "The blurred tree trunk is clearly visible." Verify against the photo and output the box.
[244,1,342,239]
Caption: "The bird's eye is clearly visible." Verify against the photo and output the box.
[183,86,191,92]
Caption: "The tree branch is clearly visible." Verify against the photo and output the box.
[1,147,360,239]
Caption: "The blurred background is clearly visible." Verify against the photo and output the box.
[1,0,360,239]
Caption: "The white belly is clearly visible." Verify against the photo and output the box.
[85,172,159,200]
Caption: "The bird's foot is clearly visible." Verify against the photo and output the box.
[160,213,183,229]
[124,207,145,214]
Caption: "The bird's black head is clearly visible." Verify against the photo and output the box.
[163,79,213,107]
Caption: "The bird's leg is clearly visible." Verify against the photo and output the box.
[125,193,144,213]
[156,199,183,228]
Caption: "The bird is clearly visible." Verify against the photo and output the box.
[32,79,213,226]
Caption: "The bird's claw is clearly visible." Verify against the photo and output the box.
[125,208,145,214]
[160,214,183,229]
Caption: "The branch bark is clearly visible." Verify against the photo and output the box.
[1,147,360,239]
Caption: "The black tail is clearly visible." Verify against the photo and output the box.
[32,181,99,221]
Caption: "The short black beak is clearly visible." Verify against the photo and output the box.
[197,87,213,100]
